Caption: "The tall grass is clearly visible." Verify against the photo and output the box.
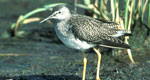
[1,3,66,39]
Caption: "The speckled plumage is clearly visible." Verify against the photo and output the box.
[68,14,131,48]
[40,5,131,50]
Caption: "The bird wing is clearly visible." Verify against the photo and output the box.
[69,15,130,49]
[96,19,119,29]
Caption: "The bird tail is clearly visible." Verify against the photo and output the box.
[110,30,132,37]
[99,39,131,49]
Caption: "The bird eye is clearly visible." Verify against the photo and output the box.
[58,11,61,14]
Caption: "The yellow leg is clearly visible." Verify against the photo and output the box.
[82,52,87,80]
[127,49,135,64]
[125,36,135,64]
[93,48,101,80]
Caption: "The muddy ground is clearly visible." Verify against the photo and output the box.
[0,0,150,80]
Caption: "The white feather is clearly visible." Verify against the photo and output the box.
[110,31,131,37]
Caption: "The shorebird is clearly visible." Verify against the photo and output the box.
[40,5,134,80]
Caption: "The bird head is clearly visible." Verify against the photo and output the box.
[40,5,71,23]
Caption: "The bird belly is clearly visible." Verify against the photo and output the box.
[54,28,94,50]
[58,36,94,50]
[54,23,95,50]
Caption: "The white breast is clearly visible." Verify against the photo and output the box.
[58,36,94,50]
[54,23,95,50]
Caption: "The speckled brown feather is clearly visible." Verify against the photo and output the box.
[68,14,131,49]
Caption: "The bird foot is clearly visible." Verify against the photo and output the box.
[96,77,100,80]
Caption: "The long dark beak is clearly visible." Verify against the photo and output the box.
[40,15,52,23]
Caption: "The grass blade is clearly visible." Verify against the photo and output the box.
[111,0,115,21]
[115,0,119,23]
[148,2,150,26]
[142,0,149,21]
[83,0,91,5]
[124,0,129,29]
